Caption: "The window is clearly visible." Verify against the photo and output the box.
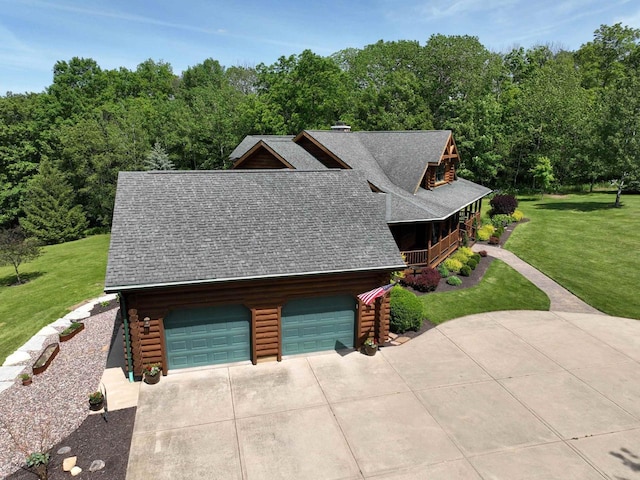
[436,163,447,183]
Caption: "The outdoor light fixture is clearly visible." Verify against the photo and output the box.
[143,317,150,334]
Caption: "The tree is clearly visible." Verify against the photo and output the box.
[19,160,88,243]
[0,226,42,284]
[530,156,554,198]
[145,142,174,170]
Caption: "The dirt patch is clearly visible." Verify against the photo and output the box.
[90,299,119,316]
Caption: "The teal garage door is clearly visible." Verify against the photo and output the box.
[164,305,250,370]
[282,295,356,355]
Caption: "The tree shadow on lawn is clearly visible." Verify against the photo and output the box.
[0,271,44,287]
[532,200,619,212]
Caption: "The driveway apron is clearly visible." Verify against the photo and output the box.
[126,311,640,480]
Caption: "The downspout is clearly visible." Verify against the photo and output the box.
[119,292,135,382]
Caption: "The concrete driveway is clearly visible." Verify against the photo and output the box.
[126,310,640,480]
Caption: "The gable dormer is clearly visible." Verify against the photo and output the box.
[420,133,459,190]
[232,141,294,170]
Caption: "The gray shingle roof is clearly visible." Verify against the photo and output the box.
[105,170,404,291]
[300,130,491,223]
[230,135,324,170]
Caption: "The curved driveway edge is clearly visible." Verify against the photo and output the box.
[126,310,640,480]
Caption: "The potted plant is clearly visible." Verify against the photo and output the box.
[362,337,378,356]
[19,373,32,386]
[143,363,162,384]
[88,391,104,411]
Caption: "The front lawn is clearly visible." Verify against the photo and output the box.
[505,193,640,319]
[422,260,550,324]
[0,234,110,363]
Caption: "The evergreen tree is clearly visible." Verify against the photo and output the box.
[145,142,174,170]
[19,160,88,244]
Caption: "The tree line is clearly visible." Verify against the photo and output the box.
[1,23,639,245]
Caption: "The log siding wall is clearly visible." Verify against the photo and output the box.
[122,270,393,375]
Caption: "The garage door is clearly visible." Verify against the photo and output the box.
[282,295,356,355]
[164,305,250,370]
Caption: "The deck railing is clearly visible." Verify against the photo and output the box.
[401,231,459,267]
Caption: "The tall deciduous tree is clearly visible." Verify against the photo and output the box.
[19,160,87,243]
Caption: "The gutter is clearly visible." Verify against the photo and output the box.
[119,292,135,382]
[105,263,406,293]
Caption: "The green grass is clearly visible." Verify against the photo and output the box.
[505,193,640,319]
[0,234,110,363]
[422,260,550,324]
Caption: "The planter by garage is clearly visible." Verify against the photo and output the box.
[32,343,60,375]
[59,322,85,342]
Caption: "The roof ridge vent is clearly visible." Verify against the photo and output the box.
[330,121,351,132]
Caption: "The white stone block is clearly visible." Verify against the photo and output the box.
[2,351,31,366]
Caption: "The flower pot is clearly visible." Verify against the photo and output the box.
[363,344,378,356]
[89,399,104,411]
[144,373,160,385]
[21,378,32,386]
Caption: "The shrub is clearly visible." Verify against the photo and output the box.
[390,286,425,333]
[437,263,449,278]
[451,252,470,264]
[447,276,462,286]
[460,265,471,276]
[467,258,478,270]
[458,246,474,257]
[490,194,518,215]
[478,250,488,257]
[495,226,504,237]
[443,258,463,273]
[401,269,440,292]
[512,209,524,222]
[471,253,481,263]
[415,268,441,292]
[400,273,416,287]
[477,225,495,241]
[491,214,513,228]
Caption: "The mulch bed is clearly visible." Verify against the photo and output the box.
[89,299,119,316]
[6,407,136,480]
[392,218,527,342]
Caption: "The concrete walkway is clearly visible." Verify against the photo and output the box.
[126,310,640,480]
[473,244,603,314]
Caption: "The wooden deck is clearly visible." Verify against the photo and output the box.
[402,230,459,268]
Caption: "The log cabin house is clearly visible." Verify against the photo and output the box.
[105,170,405,377]
[105,127,491,377]
[231,127,492,268]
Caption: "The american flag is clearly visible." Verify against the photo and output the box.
[357,283,394,305]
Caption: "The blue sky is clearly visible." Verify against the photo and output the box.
[1,0,639,94]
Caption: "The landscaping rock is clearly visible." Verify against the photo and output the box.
[2,351,31,366]
[70,466,82,476]
[57,446,71,455]
[62,456,77,471]
[89,459,105,472]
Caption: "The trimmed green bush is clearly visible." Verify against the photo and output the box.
[443,258,463,273]
[451,252,470,264]
[477,225,495,241]
[471,253,481,263]
[467,259,478,270]
[390,286,425,333]
[460,265,472,276]
[447,276,462,286]
[437,263,449,278]
[491,214,513,228]
[512,209,524,222]
[458,246,474,257]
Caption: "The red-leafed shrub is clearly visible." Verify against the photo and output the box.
[490,194,518,215]
[401,268,440,292]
